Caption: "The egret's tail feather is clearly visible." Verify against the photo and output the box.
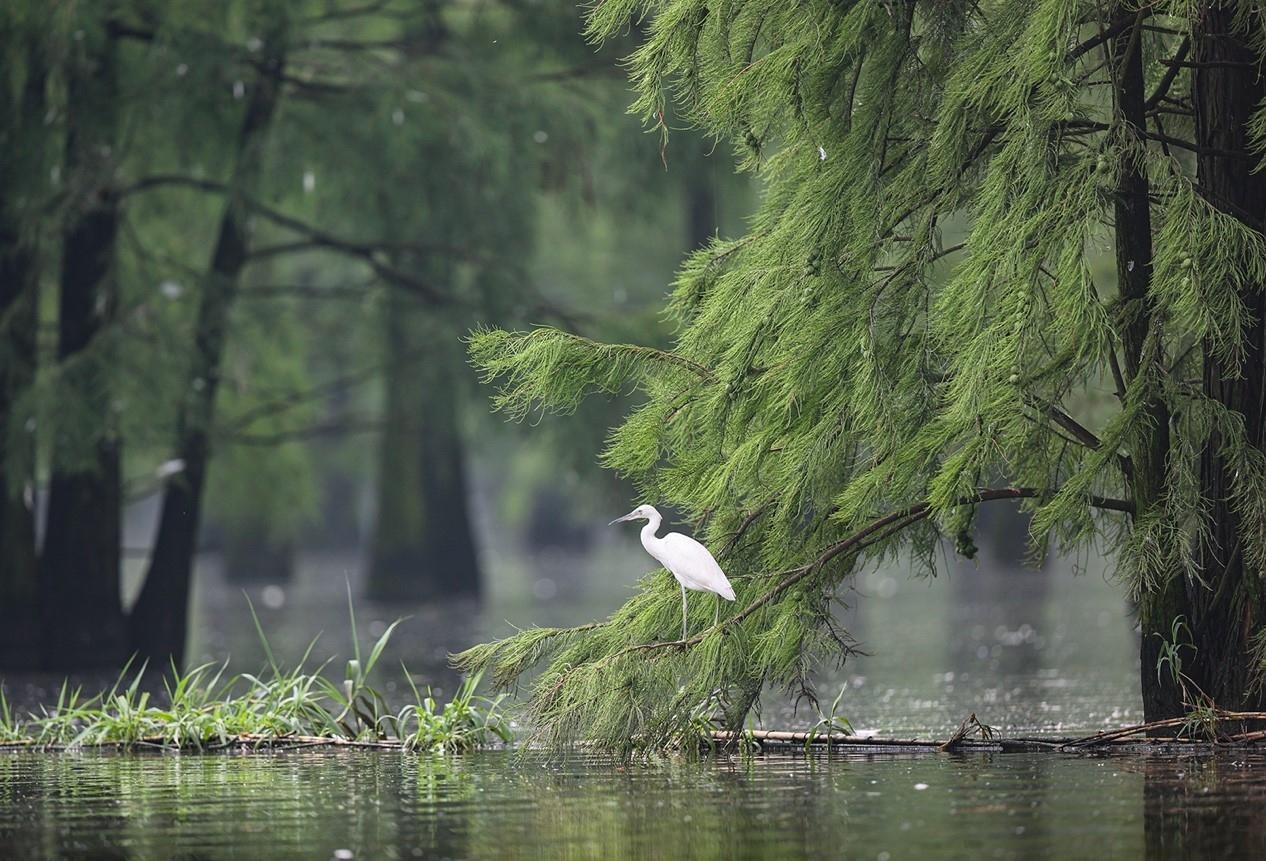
[718,581,736,601]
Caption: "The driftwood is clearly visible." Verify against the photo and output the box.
[6,711,1266,754]
[713,709,1266,753]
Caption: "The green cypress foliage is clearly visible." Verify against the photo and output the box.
[461,1,1266,749]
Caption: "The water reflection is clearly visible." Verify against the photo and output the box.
[3,749,1266,859]
[1142,754,1266,858]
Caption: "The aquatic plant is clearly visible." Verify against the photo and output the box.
[0,611,508,753]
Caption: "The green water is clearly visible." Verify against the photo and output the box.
[2,748,1264,859]
[4,544,1263,858]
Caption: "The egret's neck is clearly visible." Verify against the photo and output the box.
[639,513,663,545]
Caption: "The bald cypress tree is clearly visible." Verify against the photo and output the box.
[460,0,1266,748]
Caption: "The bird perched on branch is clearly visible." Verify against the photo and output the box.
[609,504,736,640]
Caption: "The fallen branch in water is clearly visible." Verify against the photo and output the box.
[1061,709,1266,747]
[714,710,1266,753]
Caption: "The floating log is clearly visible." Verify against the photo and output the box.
[713,709,1266,753]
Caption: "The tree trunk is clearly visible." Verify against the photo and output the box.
[0,242,40,669]
[129,46,284,667]
[1107,11,1186,721]
[0,52,43,668]
[1177,4,1266,714]
[39,26,128,670]
[0,159,40,663]
[367,300,482,601]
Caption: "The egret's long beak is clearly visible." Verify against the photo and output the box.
[608,511,637,525]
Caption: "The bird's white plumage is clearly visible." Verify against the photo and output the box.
[610,504,736,639]
[648,532,735,600]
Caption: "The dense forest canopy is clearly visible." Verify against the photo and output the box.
[0,0,744,670]
[464,0,1266,750]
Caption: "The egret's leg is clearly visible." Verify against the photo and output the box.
[681,584,689,640]
[714,594,720,627]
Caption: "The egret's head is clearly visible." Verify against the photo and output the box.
[608,504,658,525]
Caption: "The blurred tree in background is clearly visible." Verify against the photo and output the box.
[0,0,748,670]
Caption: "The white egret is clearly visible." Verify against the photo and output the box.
[609,504,736,639]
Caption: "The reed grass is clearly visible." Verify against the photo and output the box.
[0,598,509,753]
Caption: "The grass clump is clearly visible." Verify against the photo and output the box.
[0,605,509,753]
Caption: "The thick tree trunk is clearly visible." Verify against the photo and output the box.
[0,169,41,669]
[1131,5,1266,720]
[39,27,128,670]
[0,237,40,669]
[0,34,46,669]
[129,48,284,666]
[1108,11,1186,721]
[367,300,482,601]
[1178,4,1266,714]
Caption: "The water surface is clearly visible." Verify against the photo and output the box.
[4,539,1261,858]
[3,748,1265,859]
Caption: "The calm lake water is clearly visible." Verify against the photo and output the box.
[3,535,1265,858]
[2,749,1265,859]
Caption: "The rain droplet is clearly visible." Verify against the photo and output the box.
[303,170,316,193]
[818,145,828,161]
[233,81,245,99]
[533,130,549,144]
[392,108,405,125]
[261,585,286,609]
[176,63,189,77]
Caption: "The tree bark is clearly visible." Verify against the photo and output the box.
[129,44,284,666]
[1179,3,1266,714]
[367,298,482,601]
[39,24,128,670]
[1107,10,1186,721]
[0,45,45,669]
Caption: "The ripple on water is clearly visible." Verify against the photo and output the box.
[2,749,1266,859]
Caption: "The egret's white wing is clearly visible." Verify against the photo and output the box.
[659,532,736,600]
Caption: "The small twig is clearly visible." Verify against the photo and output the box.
[939,712,996,751]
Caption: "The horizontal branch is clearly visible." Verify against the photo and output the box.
[218,415,391,446]
[1142,132,1255,161]
[120,174,452,303]
[601,487,1133,661]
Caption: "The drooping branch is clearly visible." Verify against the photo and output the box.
[516,487,1133,672]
